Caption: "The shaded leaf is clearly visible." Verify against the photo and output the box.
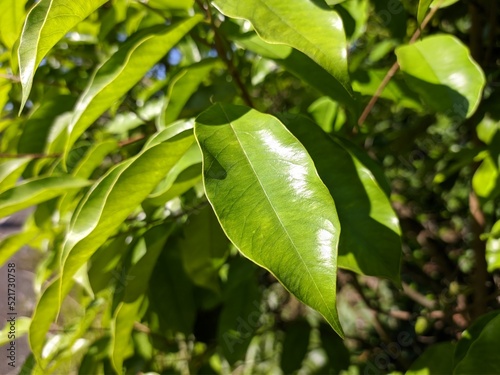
[217,258,261,364]
[396,35,485,119]
[235,33,354,106]
[195,103,343,335]
[178,205,229,292]
[406,342,455,375]
[18,0,107,109]
[280,321,310,373]
[454,313,500,374]
[159,59,221,128]
[111,225,171,374]
[282,114,401,283]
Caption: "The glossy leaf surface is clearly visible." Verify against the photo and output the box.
[17,0,107,109]
[396,35,485,119]
[282,114,401,283]
[195,103,343,335]
[213,0,351,93]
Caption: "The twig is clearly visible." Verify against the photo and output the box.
[195,0,254,107]
[0,73,20,82]
[402,282,437,310]
[118,134,145,147]
[357,0,444,125]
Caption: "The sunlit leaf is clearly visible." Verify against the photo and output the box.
[0,0,25,49]
[396,35,485,119]
[0,176,90,219]
[17,0,107,109]
[63,16,202,157]
[195,103,343,335]
[213,0,351,94]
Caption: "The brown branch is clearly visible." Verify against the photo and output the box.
[357,0,444,126]
[402,282,437,310]
[195,0,254,108]
[118,134,145,147]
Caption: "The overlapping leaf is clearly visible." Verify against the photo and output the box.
[63,16,202,156]
[17,0,107,109]
[235,34,354,105]
[195,103,343,336]
[29,131,195,366]
[213,0,351,94]
[0,176,90,219]
[282,114,401,283]
[396,35,485,119]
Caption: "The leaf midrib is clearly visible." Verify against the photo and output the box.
[219,105,336,322]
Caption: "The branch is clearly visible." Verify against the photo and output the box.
[195,0,254,108]
[357,0,444,125]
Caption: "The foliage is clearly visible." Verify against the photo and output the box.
[0,0,499,374]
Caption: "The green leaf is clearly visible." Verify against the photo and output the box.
[0,157,31,192]
[178,205,229,292]
[280,321,311,374]
[282,114,401,283]
[159,59,221,128]
[308,96,346,133]
[18,95,77,154]
[58,139,118,214]
[417,0,432,24]
[352,69,422,110]
[0,227,39,267]
[454,310,500,368]
[111,225,171,374]
[453,312,500,374]
[0,0,25,49]
[148,244,196,335]
[0,317,30,346]
[28,131,195,367]
[213,0,351,94]
[63,16,202,156]
[472,155,499,198]
[217,258,261,364]
[486,221,500,272]
[396,35,485,120]
[195,103,343,336]
[0,176,90,219]
[405,342,455,375]
[17,0,107,110]
[234,33,354,106]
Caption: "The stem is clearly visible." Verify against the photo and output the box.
[357,0,444,125]
[195,0,254,107]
